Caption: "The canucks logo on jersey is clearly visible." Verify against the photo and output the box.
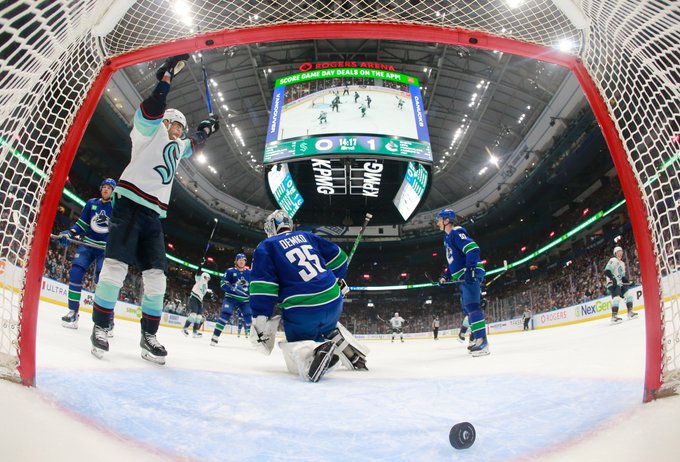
[90,210,110,235]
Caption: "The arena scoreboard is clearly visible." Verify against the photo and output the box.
[264,66,433,225]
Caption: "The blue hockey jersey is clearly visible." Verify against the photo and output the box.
[69,198,113,247]
[221,266,252,303]
[250,230,348,318]
[441,225,485,281]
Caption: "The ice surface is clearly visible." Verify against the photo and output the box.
[2,301,680,462]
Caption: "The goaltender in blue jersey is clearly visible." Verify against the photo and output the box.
[249,210,370,382]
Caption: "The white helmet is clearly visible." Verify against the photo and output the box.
[201,272,211,281]
[163,108,186,130]
[394,312,399,317]
[613,246,623,256]
[264,209,293,237]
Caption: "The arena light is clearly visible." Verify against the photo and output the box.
[549,231,555,237]
[582,207,590,216]
[521,245,527,252]
[196,153,207,164]
[167,242,174,250]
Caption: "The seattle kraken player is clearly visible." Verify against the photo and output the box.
[604,246,638,323]
[436,209,490,356]
[58,178,115,330]
[89,54,219,364]
[211,253,252,346]
[250,210,368,382]
[182,271,212,337]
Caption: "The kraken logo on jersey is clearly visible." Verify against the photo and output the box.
[90,210,110,234]
[154,142,182,184]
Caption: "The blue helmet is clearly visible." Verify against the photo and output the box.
[436,209,456,222]
[235,253,247,262]
[100,178,117,190]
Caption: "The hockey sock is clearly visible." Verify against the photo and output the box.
[213,316,230,337]
[193,322,202,333]
[67,283,82,312]
[92,302,114,328]
[141,313,161,335]
[467,304,487,341]
[626,301,633,314]
[183,319,192,330]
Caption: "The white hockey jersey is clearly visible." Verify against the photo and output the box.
[604,257,626,286]
[115,108,193,218]
[190,274,210,302]
[389,316,405,328]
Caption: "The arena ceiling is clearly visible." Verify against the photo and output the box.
[96,38,579,225]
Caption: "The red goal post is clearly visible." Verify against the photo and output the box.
[0,1,677,401]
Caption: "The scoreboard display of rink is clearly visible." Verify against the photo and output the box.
[264,66,433,226]
[265,157,431,226]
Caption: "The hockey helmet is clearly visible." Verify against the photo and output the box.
[613,246,623,256]
[394,312,399,317]
[235,253,247,262]
[436,209,456,222]
[264,209,293,237]
[100,178,117,191]
[163,108,186,130]
[201,272,211,281]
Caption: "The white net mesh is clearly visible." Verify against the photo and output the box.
[0,0,677,394]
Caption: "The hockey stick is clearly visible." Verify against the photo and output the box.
[485,260,509,287]
[50,234,105,250]
[424,271,461,287]
[200,218,218,267]
[347,212,373,266]
[201,59,215,117]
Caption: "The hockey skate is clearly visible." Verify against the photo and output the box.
[611,316,623,324]
[90,325,109,359]
[628,311,639,320]
[306,341,337,383]
[210,336,219,346]
[192,331,203,338]
[181,328,189,336]
[468,338,490,357]
[61,310,79,329]
[141,331,167,365]
[457,332,466,343]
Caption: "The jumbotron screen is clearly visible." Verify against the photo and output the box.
[264,68,432,164]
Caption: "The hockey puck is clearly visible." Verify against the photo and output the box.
[449,422,476,449]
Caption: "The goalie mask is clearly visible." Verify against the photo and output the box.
[264,209,293,237]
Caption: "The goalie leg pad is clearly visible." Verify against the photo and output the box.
[280,340,336,382]
[325,322,369,371]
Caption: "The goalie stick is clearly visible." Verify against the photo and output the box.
[347,212,373,266]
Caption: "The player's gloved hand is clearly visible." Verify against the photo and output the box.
[197,116,219,136]
[464,266,477,284]
[156,54,191,81]
[611,278,619,289]
[338,278,350,297]
[250,315,280,356]
[57,229,72,247]
[438,277,447,287]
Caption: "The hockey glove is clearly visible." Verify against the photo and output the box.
[251,315,281,356]
[464,266,477,284]
[338,278,350,297]
[57,229,73,247]
[197,116,220,136]
[156,54,191,81]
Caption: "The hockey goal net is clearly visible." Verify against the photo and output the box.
[0,1,678,399]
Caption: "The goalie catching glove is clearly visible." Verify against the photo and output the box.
[250,315,281,356]
[156,54,190,82]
